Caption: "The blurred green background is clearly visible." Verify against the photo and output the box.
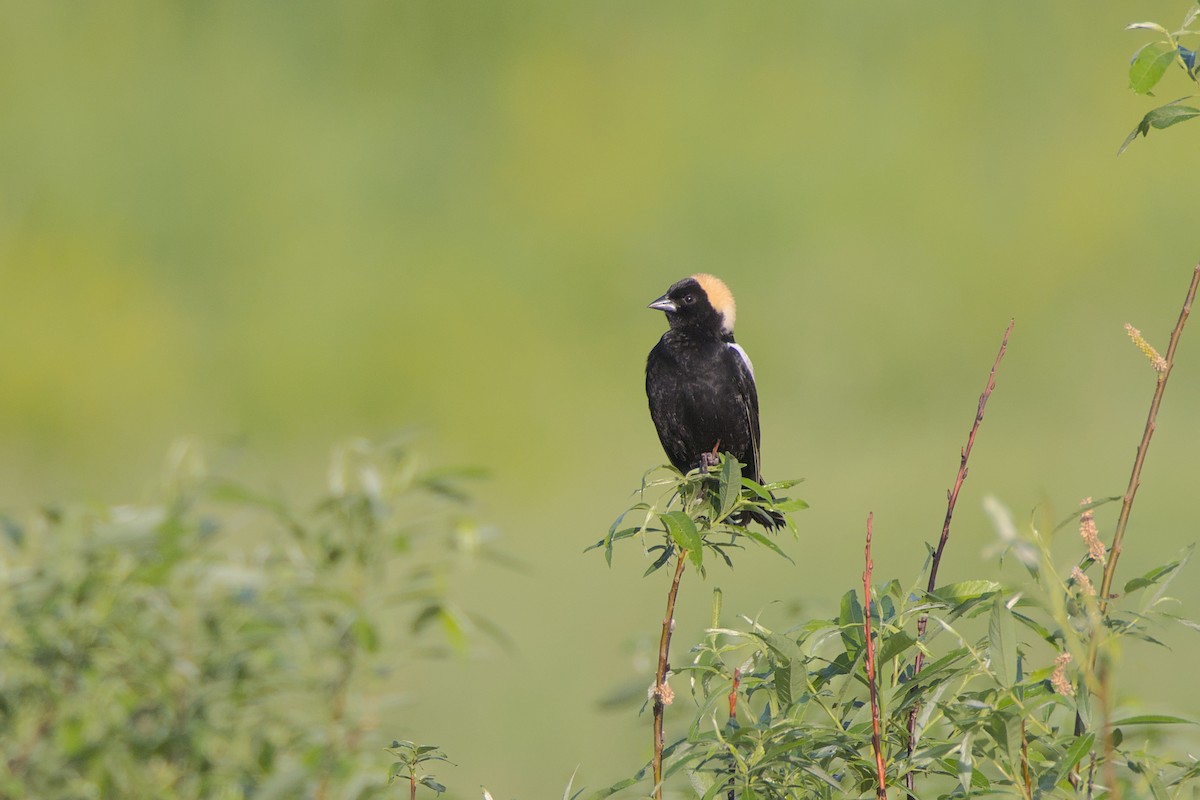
[2,2,1199,797]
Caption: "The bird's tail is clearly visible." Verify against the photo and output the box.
[733,505,787,531]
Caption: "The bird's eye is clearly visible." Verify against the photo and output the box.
[683,294,696,305]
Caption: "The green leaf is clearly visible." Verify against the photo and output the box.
[739,477,774,501]
[1120,99,1200,154]
[1112,714,1196,725]
[753,626,806,665]
[438,606,468,653]
[932,580,1000,605]
[988,595,1016,688]
[1125,565,1179,593]
[984,712,1020,760]
[411,604,441,633]
[1129,43,1176,95]
[740,528,794,563]
[1052,495,1120,534]
[600,528,640,565]
[1125,21,1172,36]
[839,589,865,652]
[643,546,672,576]
[796,764,843,791]
[1168,615,1200,633]
[1054,732,1095,786]
[772,498,809,512]
[419,775,447,796]
[586,772,643,800]
[350,614,379,653]
[718,457,739,520]
[957,731,974,795]
[876,630,917,664]
[562,765,582,800]
[0,514,23,547]
[661,511,703,569]
[1012,610,1057,646]
[903,648,970,692]
[774,659,792,708]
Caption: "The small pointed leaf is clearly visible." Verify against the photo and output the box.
[988,594,1016,688]
[661,511,703,569]
[1129,43,1176,94]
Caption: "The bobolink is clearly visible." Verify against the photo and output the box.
[645,274,783,529]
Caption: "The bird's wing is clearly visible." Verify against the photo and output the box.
[727,342,763,482]
[728,343,755,381]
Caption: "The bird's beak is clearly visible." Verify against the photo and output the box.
[647,294,677,313]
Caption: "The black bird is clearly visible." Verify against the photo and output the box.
[645,274,783,529]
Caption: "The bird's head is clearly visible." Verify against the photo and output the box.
[648,274,736,335]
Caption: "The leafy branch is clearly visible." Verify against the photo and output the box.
[593,258,1200,797]
[592,456,805,799]
[386,741,453,800]
[1119,4,1200,153]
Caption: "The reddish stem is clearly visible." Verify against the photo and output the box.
[1073,263,1200,780]
[906,320,1013,791]
[864,513,887,800]
[1098,263,1199,608]
[727,669,740,800]
[652,552,688,800]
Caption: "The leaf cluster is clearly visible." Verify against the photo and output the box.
[1120,4,1200,153]
[386,741,453,797]
[0,437,495,800]
[593,496,1200,799]
[588,454,807,576]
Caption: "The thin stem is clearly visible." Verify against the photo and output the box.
[1021,717,1032,799]
[905,319,1014,791]
[1097,263,1200,608]
[1072,263,1200,782]
[652,551,688,800]
[1099,659,1119,800]
[727,669,740,800]
[863,513,887,800]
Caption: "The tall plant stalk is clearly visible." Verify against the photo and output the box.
[652,552,688,800]
[905,320,1013,791]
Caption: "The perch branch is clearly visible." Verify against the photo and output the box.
[652,551,688,800]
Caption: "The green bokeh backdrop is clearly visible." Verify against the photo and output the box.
[3,3,1198,797]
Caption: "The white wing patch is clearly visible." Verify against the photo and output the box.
[728,342,755,381]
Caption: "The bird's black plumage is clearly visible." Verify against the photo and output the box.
[645,274,781,528]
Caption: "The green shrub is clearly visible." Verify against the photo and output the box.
[0,438,490,800]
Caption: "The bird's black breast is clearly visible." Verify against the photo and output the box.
[645,330,761,480]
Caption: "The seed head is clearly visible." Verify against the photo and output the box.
[1079,498,1107,565]
[1070,566,1096,597]
[1051,652,1073,695]
[1126,323,1168,372]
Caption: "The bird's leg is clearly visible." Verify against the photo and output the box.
[693,441,723,521]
